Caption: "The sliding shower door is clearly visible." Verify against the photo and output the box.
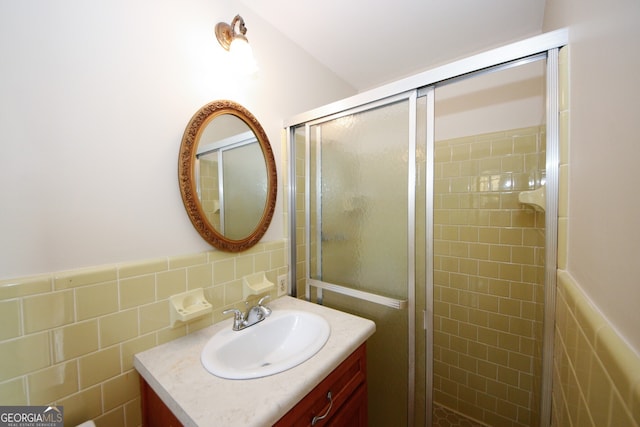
[304,93,427,426]
[288,34,563,427]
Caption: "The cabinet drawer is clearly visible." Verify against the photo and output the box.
[327,383,367,427]
[274,344,367,427]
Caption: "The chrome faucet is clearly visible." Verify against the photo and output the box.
[223,295,272,331]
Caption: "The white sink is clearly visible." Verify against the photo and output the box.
[201,309,331,379]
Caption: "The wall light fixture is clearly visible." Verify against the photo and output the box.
[215,15,258,74]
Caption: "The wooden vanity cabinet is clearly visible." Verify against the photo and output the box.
[140,377,184,427]
[273,343,367,427]
[140,344,367,427]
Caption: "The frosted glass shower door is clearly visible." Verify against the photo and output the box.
[306,94,423,426]
[310,101,409,299]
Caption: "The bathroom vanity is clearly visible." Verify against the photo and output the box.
[134,296,375,427]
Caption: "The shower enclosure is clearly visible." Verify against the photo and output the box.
[286,31,565,426]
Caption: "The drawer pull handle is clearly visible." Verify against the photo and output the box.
[311,391,333,425]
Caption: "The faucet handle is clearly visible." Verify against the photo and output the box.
[257,295,272,317]
[223,308,245,330]
[223,308,242,316]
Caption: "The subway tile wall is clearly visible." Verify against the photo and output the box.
[433,125,547,426]
[294,128,307,298]
[199,158,221,230]
[0,242,287,427]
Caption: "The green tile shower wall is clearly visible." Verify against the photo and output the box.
[294,131,307,297]
[433,125,547,426]
[0,241,287,427]
[199,158,221,229]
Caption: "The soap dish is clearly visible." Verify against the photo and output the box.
[242,272,275,299]
[519,184,546,212]
[169,289,212,327]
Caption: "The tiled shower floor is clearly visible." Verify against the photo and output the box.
[433,404,487,427]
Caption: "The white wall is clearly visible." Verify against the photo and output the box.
[0,0,355,279]
[435,59,545,141]
[543,0,640,352]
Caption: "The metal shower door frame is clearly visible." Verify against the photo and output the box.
[286,29,567,427]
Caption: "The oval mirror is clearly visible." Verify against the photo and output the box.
[178,100,277,252]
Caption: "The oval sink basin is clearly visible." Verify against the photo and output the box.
[201,309,330,379]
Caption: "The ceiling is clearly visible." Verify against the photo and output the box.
[239,0,546,91]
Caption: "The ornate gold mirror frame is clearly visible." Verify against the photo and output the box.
[178,100,277,252]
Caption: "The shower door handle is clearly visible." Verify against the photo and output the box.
[310,279,408,310]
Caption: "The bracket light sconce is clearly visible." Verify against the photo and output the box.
[215,14,258,74]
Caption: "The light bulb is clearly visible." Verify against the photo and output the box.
[229,38,258,75]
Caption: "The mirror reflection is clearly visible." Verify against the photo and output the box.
[196,115,268,239]
[178,100,277,252]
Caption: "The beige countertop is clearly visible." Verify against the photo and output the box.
[133,296,376,427]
